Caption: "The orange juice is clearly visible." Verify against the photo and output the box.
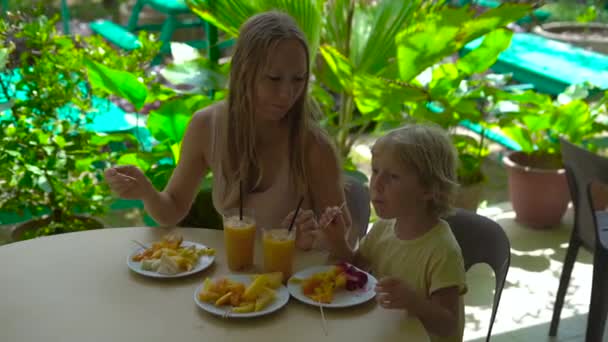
[223,212,256,271]
[263,228,296,279]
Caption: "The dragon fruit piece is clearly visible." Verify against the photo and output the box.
[338,263,368,291]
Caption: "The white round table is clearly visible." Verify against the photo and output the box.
[0,227,430,342]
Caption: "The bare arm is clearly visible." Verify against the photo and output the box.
[405,287,460,337]
[318,207,372,270]
[376,277,460,338]
[142,108,213,225]
[307,136,355,242]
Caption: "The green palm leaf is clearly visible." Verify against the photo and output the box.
[187,0,323,62]
[354,0,433,74]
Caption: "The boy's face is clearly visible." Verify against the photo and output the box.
[370,148,431,220]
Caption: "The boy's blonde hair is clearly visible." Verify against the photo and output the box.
[372,124,459,217]
[218,11,329,203]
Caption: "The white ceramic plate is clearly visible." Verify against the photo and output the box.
[194,274,290,318]
[126,241,215,279]
[287,265,377,308]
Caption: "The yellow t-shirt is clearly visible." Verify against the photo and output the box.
[358,219,467,342]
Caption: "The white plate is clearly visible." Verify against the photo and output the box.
[287,265,377,308]
[126,241,215,279]
[194,274,290,318]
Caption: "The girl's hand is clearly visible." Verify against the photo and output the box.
[283,209,318,250]
[375,277,416,310]
[104,166,154,200]
[318,206,347,250]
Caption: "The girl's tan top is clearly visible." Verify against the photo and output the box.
[204,106,308,230]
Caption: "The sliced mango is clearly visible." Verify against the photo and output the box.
[227,282,246,296]
[229,292,242,307]
[198,290,220,303]
[215,291,233,306]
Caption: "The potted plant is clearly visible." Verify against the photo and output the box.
[498,84,607,229]
[533,4,608,55]
[0,10,156,240]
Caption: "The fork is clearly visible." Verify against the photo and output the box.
[318,301,328,336]
[321,201,347,230]
[222,308,232,319]
[131,240,148,250]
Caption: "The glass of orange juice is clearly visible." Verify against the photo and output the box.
[263,227,296,280]
[223,208,256,271]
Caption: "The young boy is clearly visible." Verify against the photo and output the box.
[319,124,467,342]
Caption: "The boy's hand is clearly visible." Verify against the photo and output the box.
[318,206,347,248]
[375,277,416,310]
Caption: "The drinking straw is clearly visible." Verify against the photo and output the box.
[287,196,305,233]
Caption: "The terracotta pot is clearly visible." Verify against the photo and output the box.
[11,215,104,242]
[591,182,608,211]
[533,22,608,55]
[503,151,570,229]
[454,181,484,213]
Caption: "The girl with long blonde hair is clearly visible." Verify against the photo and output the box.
[105,11,352,249]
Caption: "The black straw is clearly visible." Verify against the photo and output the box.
[287,197,305,233]
[239,181,243,220]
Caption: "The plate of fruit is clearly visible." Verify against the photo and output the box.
[127,234,215,278]
[287,263,377,308]
[195,272,290,318]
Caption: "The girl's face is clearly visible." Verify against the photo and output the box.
[370,148,431,220]
[254,39,307,122]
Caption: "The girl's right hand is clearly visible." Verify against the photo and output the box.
[104,165,154,200]
[318,206,347,249]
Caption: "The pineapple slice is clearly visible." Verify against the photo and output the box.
[233,302,255,313]
[243,274,269,301]
[254,287,276,312]
[251,272,283,289]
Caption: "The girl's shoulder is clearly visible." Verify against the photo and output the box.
[305,128,339,164]
[192,100,227,126]
[190,100,227,163]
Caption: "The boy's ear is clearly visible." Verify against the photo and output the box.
[422,191,434,201]
[422,185,436,201]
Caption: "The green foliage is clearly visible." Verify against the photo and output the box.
[497,84,608,157]
[576,5,598,23]
[0,10,158,239]
[84,43,224,194]
[187,0,323,65]
[184,0,532,184]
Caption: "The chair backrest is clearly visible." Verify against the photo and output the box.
[560,138,608,251]
[445,209,511,342]
[343,175,371,242]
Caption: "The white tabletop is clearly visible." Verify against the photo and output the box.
[0,227,430,342]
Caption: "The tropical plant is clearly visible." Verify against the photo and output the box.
[497,84,608,165]
[332,4,532,184]
[0,9,158,239]
[186,0,532,177]
[84,43,226,228]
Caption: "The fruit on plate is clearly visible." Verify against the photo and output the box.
[299,263,368,303]
[132,234,215,274]
[198,275,279,313]
[250,272,283,289]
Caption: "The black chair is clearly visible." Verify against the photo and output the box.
[446,209,511,342]
[343,174,371,246]
[550,138,608,342]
